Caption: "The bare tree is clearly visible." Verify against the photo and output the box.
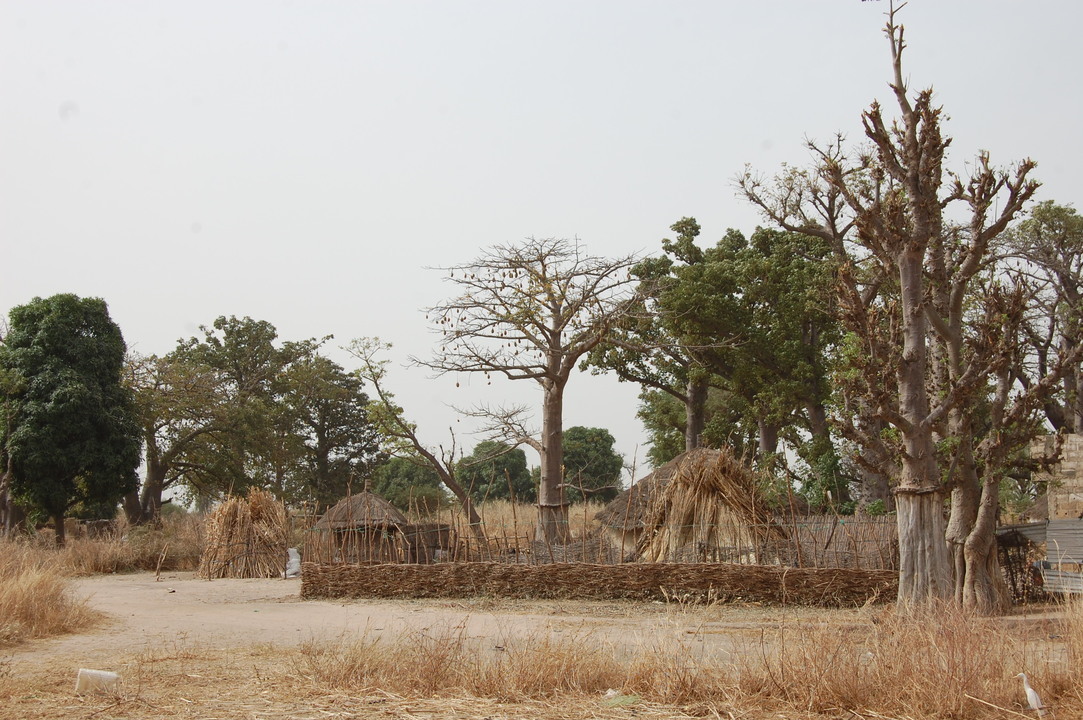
[417,238,638,542]
[740,4,1049,611]
[347,338,485,541]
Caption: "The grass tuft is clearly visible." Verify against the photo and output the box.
[0,543,101,646]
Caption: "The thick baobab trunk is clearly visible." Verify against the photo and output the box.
[121,490,143,525]
[895,250,953,606]
[536,382,570,544]
[684,375,708,451]
[895,486,952,604]
[123,459,169,526]
[960,476,1009,613]
[944,413,1009,613]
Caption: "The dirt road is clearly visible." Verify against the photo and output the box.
[13,571,805,669]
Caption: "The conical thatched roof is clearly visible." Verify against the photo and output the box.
[594,448,721,530]
[314,491,407,531]
[636,445,786,563]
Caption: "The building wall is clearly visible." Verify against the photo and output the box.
[1041,434,1083,520]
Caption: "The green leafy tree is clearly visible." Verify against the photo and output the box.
[124,318,382,519]
[636,386,749,466]
[279,355,384,509]
[458,440,534,503]
[656,225,838,458]
[370,456,447,514]
[585,218,718,455]
[172,316,321,500]
[1,294,142,545]
[122,350,227,523]
[1,358,26,534]
[559,426,623,503]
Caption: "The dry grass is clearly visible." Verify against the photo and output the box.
[58,514,205,575]
[416,499,605,540]
[289,602,1074,719]
[295,625,625,701]
[0,513,204,647]
[2,593,1082,719]
[0,543,101,647]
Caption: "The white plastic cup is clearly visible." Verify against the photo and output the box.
[75,669,119,694]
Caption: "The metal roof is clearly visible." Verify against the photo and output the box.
[1047,519,1083,564]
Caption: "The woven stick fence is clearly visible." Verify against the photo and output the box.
[302,508,898,569]
[301,561,897,606]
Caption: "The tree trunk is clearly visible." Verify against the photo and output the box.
[536,381,570,543]
[684,375,708,451]
[123,460,168,526]
[895,488,952,605]
[945,444,979,604]
[854,414,894,511]
[1069,365,1083,434]
[121,489,143,525]
[757,418,780,457]
[1,472,24,535]
[859,467,893,510]
[895,250,952,606]
[434,470,486,543]
[961,476,1009,614]
[943,409,1010,613]
[52,511,66,547]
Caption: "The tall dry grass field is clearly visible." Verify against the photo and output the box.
[0,542,100,646]
[57,514,205,575]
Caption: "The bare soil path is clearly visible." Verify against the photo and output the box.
[0,573,1067,720]
[14,570,825,666]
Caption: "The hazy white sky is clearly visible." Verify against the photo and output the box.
[3,1,1081,476]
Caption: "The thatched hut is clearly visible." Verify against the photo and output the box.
[307,491,409,563]
[636,447,788,563]
[594,448,721,559]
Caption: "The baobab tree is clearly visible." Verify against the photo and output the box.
[419,237,638,542]
[739,4,1054,611]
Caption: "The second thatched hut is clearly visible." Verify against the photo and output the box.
[306,491,409,564]
[595,448,719,559]
[596,447,788,563]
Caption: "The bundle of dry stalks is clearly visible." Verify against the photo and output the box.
[637,446,786,563]
[197,488,288,579]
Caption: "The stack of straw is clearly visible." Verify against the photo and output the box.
[197,488,289,579]
[636,446,787,563]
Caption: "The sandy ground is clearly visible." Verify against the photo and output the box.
[0,573,1070,720]
[14,570,816,667]
[1,571,824,720]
